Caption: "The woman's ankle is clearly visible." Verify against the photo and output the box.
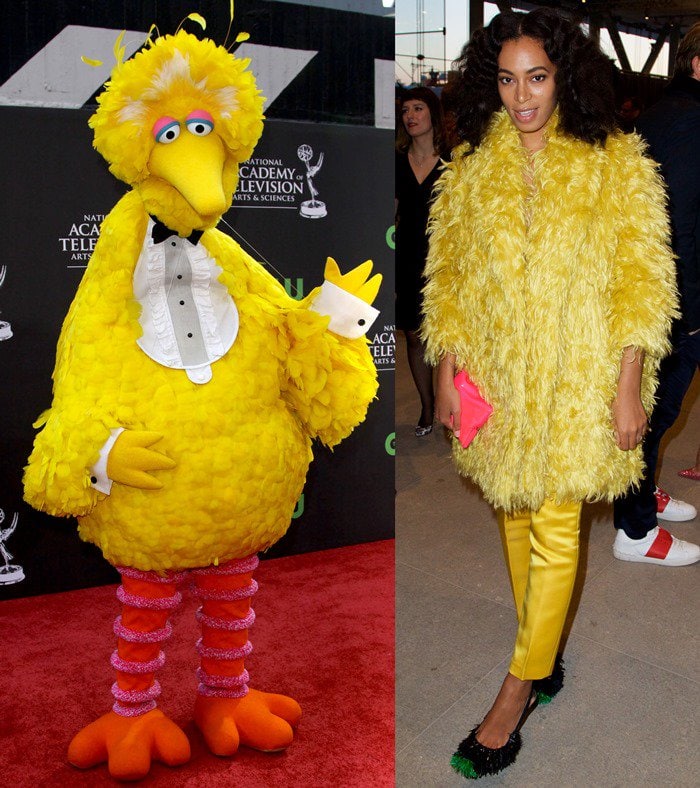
[418,406,434,428]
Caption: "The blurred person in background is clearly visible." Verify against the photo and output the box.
[396,87,447,436]
[612,21,700,565]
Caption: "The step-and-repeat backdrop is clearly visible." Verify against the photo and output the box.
[0,112,395,599]
[0,1,394,599]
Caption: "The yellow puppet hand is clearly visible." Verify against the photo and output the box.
[323,257,382,305]
[106,431,175,490]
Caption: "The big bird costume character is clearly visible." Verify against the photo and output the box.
[24,27,381,781]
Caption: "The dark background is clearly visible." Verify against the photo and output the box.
[0,1,395,599]
[0,0,393,124]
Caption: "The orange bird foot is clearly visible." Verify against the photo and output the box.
[67,709,191,781]
[194,689,302,756]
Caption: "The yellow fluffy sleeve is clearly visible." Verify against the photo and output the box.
[420,152,473,366]
[24,192,147,516]
[205,231,379,448]
[606,133,679,358]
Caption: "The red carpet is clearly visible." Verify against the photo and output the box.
[0,540,394,786]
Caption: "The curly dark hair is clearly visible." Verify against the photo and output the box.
[396,87,447,156]
[452,9,617,150]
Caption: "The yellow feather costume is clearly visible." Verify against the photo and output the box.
[23,31,379,571]
[422,110,679,512]
[21,30,382,776]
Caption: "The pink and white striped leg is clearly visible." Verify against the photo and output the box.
[192,556,302,756]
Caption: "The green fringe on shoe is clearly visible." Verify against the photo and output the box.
[533,655,565,705]
[450,753,480,779]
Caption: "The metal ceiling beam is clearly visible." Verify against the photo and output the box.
[604,13,633,72]
[668,26,681,76]
[470,0,483,34]
[641,23,670,74]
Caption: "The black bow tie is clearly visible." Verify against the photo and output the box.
[150,217,203,246]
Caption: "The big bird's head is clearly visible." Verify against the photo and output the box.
[90,30,264,235]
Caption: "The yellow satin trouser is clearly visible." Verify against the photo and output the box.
[497,499,582,681]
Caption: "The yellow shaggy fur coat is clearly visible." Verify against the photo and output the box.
[422,110,679,513]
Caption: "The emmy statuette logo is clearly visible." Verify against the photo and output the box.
[0,266,13,341]
[297,144,327,219]
[0,510,24,585]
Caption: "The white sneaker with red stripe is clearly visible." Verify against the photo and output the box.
[655,487,697,522]
[613,526,700,566]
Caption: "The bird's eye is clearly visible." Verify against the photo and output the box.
[153,117,180,144]
[185,110,214,136]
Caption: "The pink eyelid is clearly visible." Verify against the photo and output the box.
[186,110,215,125]
[152,116,178,139]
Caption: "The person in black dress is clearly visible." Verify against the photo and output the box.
[396,87,447,436]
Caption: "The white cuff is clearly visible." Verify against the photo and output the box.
[90,428,125,495]
[309,280,380,339]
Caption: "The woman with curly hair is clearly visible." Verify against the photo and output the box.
[396,87,447,436]
[421,9,678,779]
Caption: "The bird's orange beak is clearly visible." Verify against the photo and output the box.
[148,132,228,219]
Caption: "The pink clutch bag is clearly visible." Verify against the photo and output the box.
[453,370,493,448]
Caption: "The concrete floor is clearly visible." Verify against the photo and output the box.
[395,332,700,787]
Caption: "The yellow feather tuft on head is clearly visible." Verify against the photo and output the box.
[185,13,206,30]
[112,30,127,67]
[90,29,265,187]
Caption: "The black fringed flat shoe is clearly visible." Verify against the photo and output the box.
[533,655,565,705]
[450,689,538,780]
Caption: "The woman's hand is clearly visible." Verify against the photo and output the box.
[435,353,461,435]
[612,392,648,450]
[613,346,648,451]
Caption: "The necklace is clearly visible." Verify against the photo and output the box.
[408,149,434,167]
